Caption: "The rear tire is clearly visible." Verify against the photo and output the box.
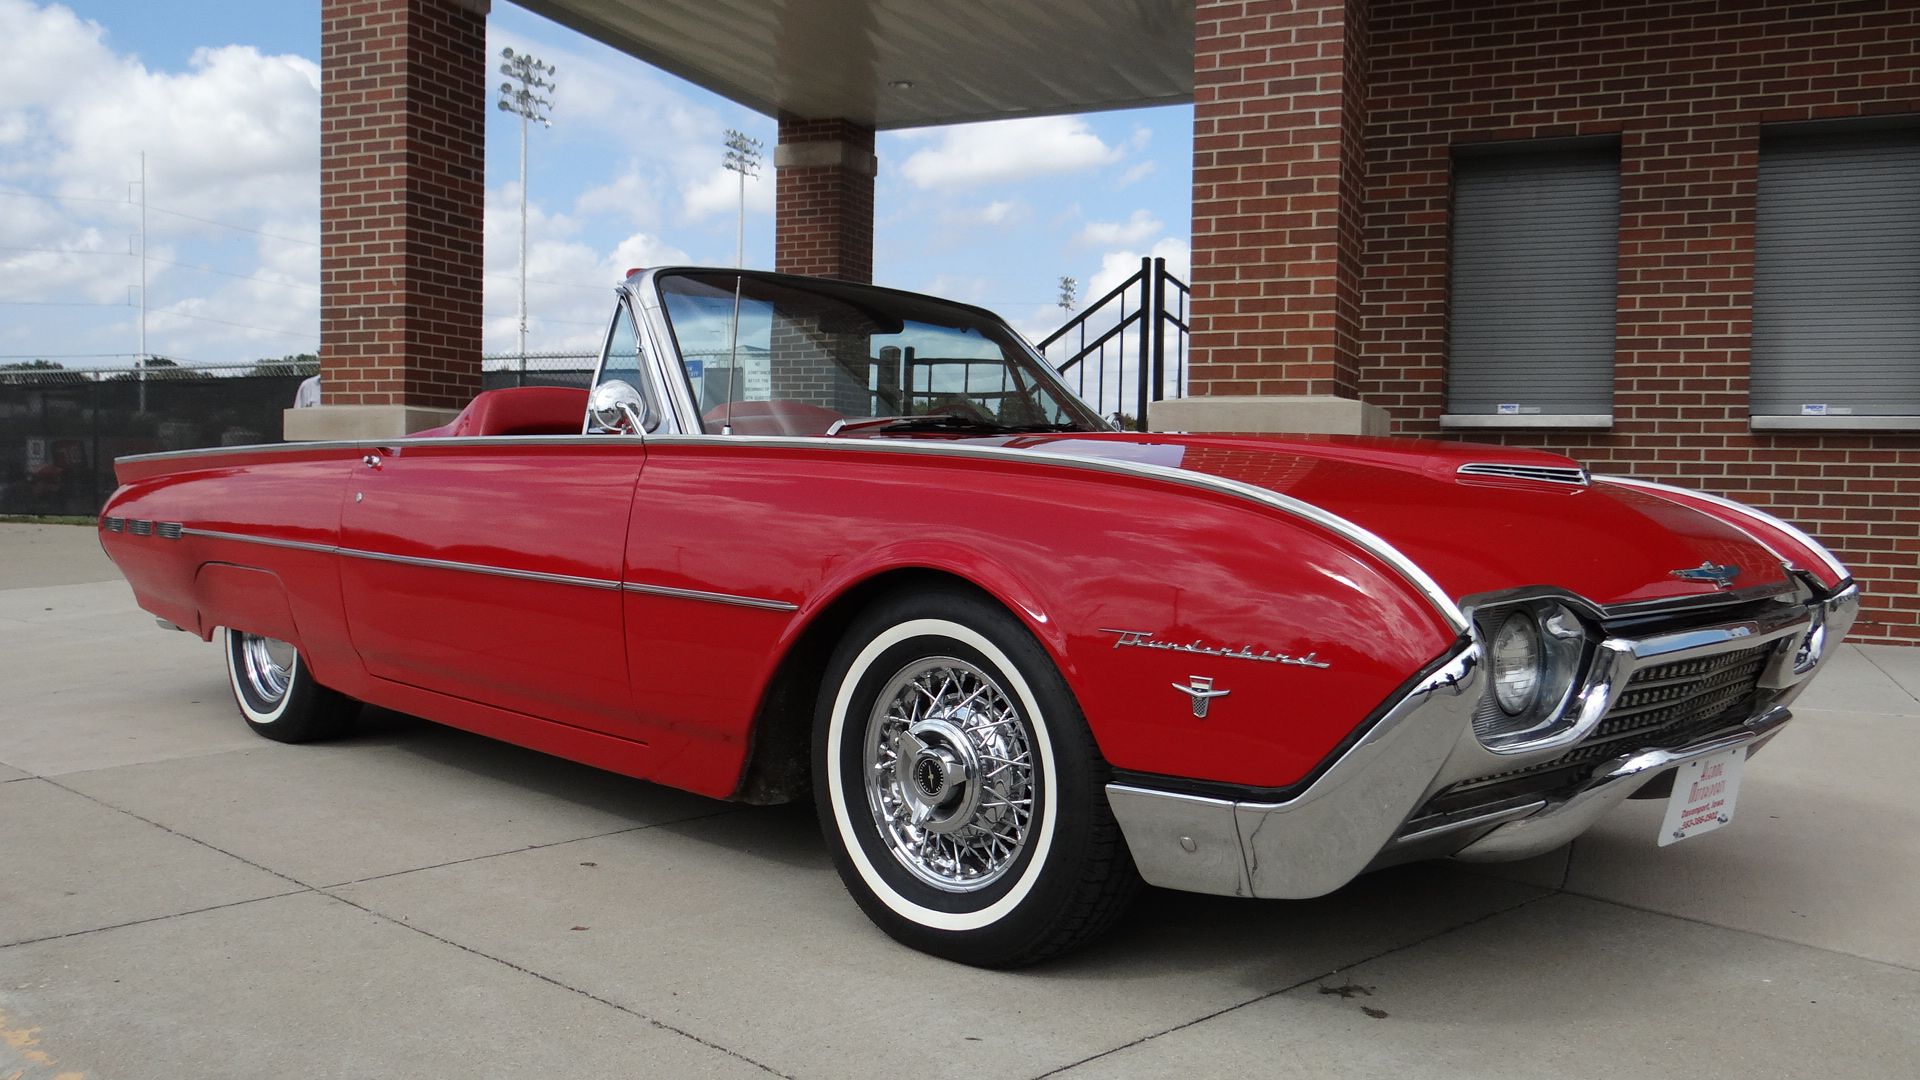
[223,628,357,743]
[813,588,1139,967]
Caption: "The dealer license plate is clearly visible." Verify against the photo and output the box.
[1657,746,1746,847]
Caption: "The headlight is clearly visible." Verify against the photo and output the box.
[1471,598,1592,750]
[1491,612,1542,715]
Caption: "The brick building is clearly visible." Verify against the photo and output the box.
[301,0,1919,641]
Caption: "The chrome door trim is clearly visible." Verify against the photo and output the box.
[182,525,795,609]
[179,527,339,555]
[335,548,623,591]
[619,582,799,612]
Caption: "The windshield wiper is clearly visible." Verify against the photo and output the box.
[829,414,1088,436]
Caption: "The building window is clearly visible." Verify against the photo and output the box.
[1443,144,1620,427]
[1752,126,1920,427]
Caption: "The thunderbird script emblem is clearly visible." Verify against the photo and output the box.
[1172,676,1231,719]
[1670,561,1740,589]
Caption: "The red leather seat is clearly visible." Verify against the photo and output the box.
[411,386,588,438]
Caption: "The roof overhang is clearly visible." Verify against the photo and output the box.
[514,0,1195,129]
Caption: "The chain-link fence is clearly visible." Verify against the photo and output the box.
[0,353,597,516]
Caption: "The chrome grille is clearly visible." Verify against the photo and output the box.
[1443,643,1771,799]
[157,521,184,540]
[129,519,153,536]
[104,516,125,532]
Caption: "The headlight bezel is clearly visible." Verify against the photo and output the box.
[1467,594,1597,752]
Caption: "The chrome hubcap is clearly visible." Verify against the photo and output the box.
[239,632,297,704]
[863,658,1035,891]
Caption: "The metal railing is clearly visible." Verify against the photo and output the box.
[1036,257,1189,431]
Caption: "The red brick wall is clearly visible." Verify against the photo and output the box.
[1192,0,1370,398]
[1348,0,1920,643]
[319,0,485,410]
[775,117,876,283]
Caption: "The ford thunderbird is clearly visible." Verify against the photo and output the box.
[98,268,1858,966]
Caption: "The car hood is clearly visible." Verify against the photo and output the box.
[1002,432,1790,610]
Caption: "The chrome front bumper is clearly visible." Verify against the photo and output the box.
[1106,582,1859,900]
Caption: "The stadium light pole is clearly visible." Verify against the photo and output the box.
[498,47,555,376]
[722,129,762,269]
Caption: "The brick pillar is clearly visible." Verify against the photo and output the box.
[1156,0,1386,435]
[774,117,876,283]
[292,0,487,439]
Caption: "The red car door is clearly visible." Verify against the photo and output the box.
[336,438,646,736]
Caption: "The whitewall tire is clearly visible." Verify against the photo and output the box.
[813,588,1139,966]
[222,628,357,743]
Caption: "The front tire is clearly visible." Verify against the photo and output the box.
[813,588,1138,966]
[223,628,357,743]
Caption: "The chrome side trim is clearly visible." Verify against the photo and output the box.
[335,548,622,591]
[179,527,338,555]
[180,525,795,609]
[645,433,1471,634]
[123,440,1463,632]
[1453,705,1793,862]
[620,581,799,612]
[1107,640,1483,899]
[1596,475,1851,581]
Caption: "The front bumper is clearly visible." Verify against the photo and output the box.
[1106,582,1859,900]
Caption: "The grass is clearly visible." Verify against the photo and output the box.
[0,514,97,526]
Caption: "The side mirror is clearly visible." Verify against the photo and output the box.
[589,379,655,434]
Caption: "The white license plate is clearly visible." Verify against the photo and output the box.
[1657,746,1746,847]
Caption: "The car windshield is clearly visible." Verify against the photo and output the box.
[655,271,1107,436]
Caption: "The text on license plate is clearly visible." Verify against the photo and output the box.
[1657,746,1746,847]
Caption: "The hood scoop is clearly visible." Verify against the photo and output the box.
[1457,462,1590,487]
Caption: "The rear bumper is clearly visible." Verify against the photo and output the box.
[1106,582,1858,900]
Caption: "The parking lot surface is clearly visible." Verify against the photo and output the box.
[2,521,1916,1078]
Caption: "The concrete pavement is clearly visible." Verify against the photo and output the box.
[2,522,1916,1078]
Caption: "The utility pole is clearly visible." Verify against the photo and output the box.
[722,129,762,269]
[498,47,555,376]
[127,152,148,411]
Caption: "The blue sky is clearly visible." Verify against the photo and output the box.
[0,0,1190,367]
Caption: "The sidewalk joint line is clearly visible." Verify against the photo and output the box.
[1560,890,1920,975]
[0,889,311,951]
[1857,647,1920,705]
[318,890,795,1078]
[1029,890,1552,1079]
[41,776,318,891]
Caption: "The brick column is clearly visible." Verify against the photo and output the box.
[774,117,876,283]
[291,0,487,440]
[1155,0,1386,435]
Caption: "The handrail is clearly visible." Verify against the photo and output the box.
[1036,257,1189,431]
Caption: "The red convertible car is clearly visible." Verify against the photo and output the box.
[100,268,1858,966]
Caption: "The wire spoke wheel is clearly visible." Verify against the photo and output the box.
[862,658,1036,891]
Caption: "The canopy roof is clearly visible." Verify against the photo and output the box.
[517,0,1195,128]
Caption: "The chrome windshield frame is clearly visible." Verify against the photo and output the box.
[626,266,1115,438]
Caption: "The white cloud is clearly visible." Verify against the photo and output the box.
[899,116,1125,189]
[679,164,773,225]
[1116,161,1156,187]
[1078,209,1163,247]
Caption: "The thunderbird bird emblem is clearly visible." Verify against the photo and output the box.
[1173,676,1230,719]
[1670,561,1741,589]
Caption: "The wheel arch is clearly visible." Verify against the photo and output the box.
[733,562,1062,805]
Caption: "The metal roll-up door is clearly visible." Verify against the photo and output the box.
[1753,128,1920,418]
[1446,146,1620,417]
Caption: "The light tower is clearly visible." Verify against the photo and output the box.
[722,129,762,269]
[498,47,555,374]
